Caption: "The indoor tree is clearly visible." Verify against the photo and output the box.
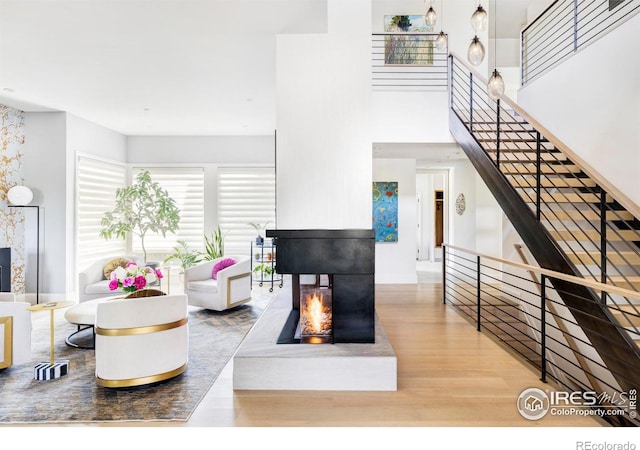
[100,170,181,264]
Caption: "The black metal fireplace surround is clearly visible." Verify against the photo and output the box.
[266,229,375,344]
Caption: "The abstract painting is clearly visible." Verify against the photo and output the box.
[373,182,398,243]
[383,16,434,66]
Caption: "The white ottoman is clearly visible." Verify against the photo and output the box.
[64,298,102,348]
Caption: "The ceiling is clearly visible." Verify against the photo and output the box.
[0,0,530,137]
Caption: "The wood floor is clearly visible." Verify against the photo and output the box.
[180,282,604,427]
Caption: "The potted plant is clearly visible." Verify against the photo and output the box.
[249,221,273,245]
[202,226,228,260]
[163,240,202,271]
[100,170,181,264]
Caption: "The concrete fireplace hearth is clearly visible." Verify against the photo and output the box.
[232,229,397,391]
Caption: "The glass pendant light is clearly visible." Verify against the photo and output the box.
[467,36,485,66]
[471,4,488,33]
[435,0,447,51]
[488,69,505,100]
[425,5,437,27]
[487,1,505,100]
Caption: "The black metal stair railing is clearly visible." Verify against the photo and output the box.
[443,243,640,426]
[447,52,640,397]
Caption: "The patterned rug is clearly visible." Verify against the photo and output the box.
[0,294,271,424]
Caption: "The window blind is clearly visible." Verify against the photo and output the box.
[217,167,276,256]
[76,156,127,271]
[130,167,205,256]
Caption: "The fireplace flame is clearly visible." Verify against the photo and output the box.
[301,291,331,336]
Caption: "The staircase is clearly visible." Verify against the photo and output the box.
[448,53,640,394]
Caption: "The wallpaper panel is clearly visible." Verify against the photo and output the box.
[0,104,25,293]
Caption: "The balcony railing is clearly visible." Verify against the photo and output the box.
[371,33,448,91]
[521,0,640,85]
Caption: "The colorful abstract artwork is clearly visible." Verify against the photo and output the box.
[372,182,398,243]
[383,15,435,66]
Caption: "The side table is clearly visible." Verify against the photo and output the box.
[27,301,74,380]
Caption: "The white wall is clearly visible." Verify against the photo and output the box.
[276,32,372,229]
[126,135,274,165]
[371,0,490,144]
[373,158,418,283]
[518,13,640,207]
[23,112,69,299]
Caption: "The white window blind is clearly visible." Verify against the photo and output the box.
[131,167,205,256]
[217,167,276,256]
[76,156,127,272]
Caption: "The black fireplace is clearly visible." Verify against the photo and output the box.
[266,229,375,344]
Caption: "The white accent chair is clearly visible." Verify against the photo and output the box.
[94,293,189,388]
[0,293,32,368]
[78,256,143,302]
[184,255,252,311]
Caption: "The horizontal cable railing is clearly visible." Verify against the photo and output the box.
[371,33,448,90]
[521,0,640,85]
[449,52,640,308]
[443,244,640,426]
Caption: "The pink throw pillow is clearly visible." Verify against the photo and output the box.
[212,258,236,280]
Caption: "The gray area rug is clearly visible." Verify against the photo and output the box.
[0,294,270,424]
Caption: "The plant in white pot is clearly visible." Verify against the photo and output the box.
[100,170,181,265]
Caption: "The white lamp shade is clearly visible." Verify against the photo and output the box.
[467,36,485,66]
[7,186,33,206]
[488,69,506,100]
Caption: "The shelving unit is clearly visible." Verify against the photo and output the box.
[250,238,282,292]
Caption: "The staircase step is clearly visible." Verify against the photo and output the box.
[550,229,640,242]
[585,275,640,291]
[522,193,614,204]
[608,304,640,327]
[567,251,640,266]
[509,176,596,188]
[540,209,635,222]
[501,163,581,175]
[487,152,567,162]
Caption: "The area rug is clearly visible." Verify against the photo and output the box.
[0,293,271,424]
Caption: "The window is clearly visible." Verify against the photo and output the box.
[131,167,205,257]
[76,156,127,271]
[217,167,276,256]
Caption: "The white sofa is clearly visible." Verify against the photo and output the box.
[78,256,143,302]
[0,293,32,368]
[184,255,251,311]
[95,293,188,388]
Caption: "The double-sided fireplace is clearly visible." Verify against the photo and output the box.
[266,229,375,344]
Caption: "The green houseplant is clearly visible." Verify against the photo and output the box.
[163,240,202,270]
[202,226,228,260]
[249,221,273,245]
[100,170,181,264]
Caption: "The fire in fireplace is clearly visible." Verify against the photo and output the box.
[299,276,333,343]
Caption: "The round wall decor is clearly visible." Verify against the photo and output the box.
[7,185,33,206]
[455,193,466,215]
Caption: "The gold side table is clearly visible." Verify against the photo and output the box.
[27,301,74,380]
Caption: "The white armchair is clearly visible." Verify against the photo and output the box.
[0,294,32,368]
[184,255,251,311]
[95,293,189,388]
[78,256,143,302]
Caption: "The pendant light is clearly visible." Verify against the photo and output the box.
[487,0,505,100]
[435,0,448,51]
[425,0,437,27]
[467,36,485,66]
[471,3,488,33]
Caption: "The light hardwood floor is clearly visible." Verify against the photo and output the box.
[181,282,604,427]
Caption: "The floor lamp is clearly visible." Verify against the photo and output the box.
[8,205,41,305]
